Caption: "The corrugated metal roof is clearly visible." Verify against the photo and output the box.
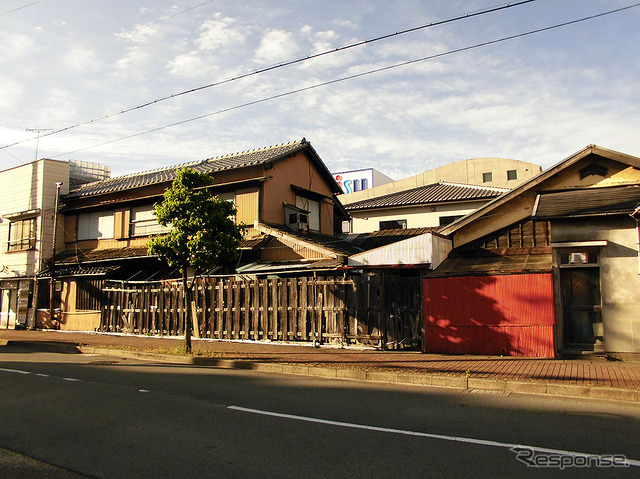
[534,184,640,218]
[349,232,437,267]
[236,259,341,274]
[343,227,439,251]
[344,182,508,211]
[65,139,311,199]
[429,248,552,276]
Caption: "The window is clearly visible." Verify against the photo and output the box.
[77,211,115,240]
[507,169,518,181]
[8,218,36,251]
[482,172,493,183]
[130,206,171,237]
[295,196,320,231]
[379,219,407,230]
[439,215,463,226]
[559,251,598,266]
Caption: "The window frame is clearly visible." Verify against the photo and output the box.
[129,205,171,238]
[7,217,37,252]
[379,219,407,230]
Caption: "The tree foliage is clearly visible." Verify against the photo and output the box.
[147,168,244,351]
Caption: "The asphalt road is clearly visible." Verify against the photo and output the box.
[1,345,639,479]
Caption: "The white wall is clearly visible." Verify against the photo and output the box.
[0,160,69,279]
[349,200,489,234]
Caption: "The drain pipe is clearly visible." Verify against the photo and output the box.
[631,205,640,275]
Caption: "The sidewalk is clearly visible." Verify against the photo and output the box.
[2,330,639,402]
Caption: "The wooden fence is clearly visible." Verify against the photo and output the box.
[100,273,422,349]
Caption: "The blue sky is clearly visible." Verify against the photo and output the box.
[1,0,639,181]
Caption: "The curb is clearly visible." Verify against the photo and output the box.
[78,346,640,403]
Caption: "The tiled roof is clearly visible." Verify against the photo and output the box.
[534,184,640,218]
[65,139,311,199]
[258,222,363,256]
[57,247,152,264]
[344,182,508,211]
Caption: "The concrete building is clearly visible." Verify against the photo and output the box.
[339,157,541,205]
[0,159,109,329]
[332,168,394,194]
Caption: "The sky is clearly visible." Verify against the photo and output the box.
[1,0,639,182]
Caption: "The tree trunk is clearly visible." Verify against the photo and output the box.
[183,272,192,354]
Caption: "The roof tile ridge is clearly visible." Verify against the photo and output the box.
[204,138,305,163]
[69,157,207,191]
[438,180,510,192]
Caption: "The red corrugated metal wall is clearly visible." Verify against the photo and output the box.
[423,273,555,357]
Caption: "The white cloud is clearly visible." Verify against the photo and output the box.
[0,80,22,110]
[253,29,299,65]
[195,14,247,51]
[115,23,162,44]
[0,32,35,60]
[63,46,103,73]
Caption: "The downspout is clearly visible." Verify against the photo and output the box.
[631,205,640,275]
[50,182,62,328]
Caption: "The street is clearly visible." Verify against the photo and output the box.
[1,345,639,478]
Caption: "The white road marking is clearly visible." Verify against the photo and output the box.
[0,367,30,375]
[228,406,640,467]
[138,389,150,393]
[36,373,50,377]
[62,377,82,382]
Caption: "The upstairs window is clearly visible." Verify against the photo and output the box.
[380,219,407,230]
[482,172,493,183]
[8,218,36,252]
[130,206,171,237]
[77,210,115,240]
[295,195,320,231]
[507,169,518,181]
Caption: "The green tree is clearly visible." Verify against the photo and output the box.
[147,168,244,353]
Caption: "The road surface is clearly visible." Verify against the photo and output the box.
[0,345,638,478]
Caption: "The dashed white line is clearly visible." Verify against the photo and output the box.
[0,367,30,375]
[228,406,640,467]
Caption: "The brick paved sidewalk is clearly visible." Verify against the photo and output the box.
[2,330,640,396]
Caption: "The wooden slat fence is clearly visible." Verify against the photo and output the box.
[100,273,422,349]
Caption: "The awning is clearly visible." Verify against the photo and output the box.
[430,248,552,277]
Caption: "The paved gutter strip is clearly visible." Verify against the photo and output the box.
[4,343,638,403]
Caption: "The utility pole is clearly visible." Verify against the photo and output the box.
[50,182,62,328]
[26,128,53,161]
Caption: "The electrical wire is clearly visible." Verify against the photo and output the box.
[50,2,640,159]
[0,0,40,17]
[1,1,536,152]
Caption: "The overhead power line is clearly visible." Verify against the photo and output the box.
[49,2,640,159]
[0,0,40,17]
[1,0,535,152]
